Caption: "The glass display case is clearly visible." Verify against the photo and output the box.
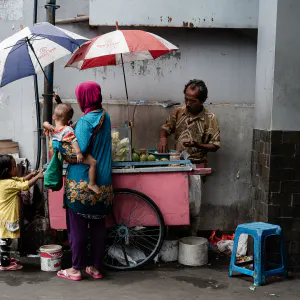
[111,126,132,162]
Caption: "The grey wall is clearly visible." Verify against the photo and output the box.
[0,0,257,231]
[89,0,259,29]
[272,0,300,131]
[0,0,37,164]
[254,0,278,130]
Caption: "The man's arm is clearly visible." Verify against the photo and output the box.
[183,113,220,152]
[185,142,219,152]
[158,129,168,153]
[158,109,177,153]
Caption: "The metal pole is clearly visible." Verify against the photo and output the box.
[42,0,58,165]
[33,0,41,170]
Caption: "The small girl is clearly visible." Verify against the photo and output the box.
[0,155,43,270]
[43,103,101,194]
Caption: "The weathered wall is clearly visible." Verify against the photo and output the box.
[0,0,36,164]
[272,0,300,131]
[0,0,257,231]
[89,0,259,29]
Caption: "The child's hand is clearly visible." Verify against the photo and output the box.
[70,121,77,129]
[77,153,84,164]
[37,170,44,179]
[44,123,55,132]
[31,170,39,177]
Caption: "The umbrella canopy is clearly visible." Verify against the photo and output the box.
[0,22,88,87]
[66,30,178,70]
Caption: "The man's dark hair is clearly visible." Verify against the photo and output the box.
[0,155,13,180]
[184,79,208,102]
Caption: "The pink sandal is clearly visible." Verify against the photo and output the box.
[86,266,103,279]
[57,269,82,281]
[0,262,23,271]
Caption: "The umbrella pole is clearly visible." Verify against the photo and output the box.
[26,38,49,82]
[120,54,130,121]
[120,54,129,101]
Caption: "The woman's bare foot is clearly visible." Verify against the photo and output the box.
[57,268,82,281]
[88,184,101,194]
[86,266,103,279]
[58,267,81,277]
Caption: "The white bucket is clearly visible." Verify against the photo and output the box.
[159,240,179,262]
[178,237,208,267]
[39,245,63,272]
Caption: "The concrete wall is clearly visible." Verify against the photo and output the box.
[0,0,37,164]
[90,0,259,29]
[272,0,300,131]
[0,0,257,231]
[254,0,278,130]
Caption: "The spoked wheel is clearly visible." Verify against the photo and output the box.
[104,188,165,270]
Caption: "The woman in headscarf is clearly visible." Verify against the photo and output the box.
[57,81,113,281]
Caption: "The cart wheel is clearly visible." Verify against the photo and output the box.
[104,188,165,270]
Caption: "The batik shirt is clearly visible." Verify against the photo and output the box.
[162,106,221,163]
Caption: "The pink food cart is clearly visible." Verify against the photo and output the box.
[48,161,211,269]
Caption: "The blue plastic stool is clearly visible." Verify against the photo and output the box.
[228,222,287,286]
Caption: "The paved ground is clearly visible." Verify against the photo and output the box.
[0,256,299,300]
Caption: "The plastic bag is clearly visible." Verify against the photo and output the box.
[108,244,146,266]
[44,149,63,191]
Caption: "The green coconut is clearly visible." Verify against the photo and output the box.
[148,154,156,161]
[132,153,140,162]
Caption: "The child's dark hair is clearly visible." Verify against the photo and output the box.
[0,155,13,180]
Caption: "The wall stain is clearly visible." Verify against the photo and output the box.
[168,16,172,23]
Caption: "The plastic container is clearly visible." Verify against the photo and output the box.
[40,245,63,272]
[178,237,208,266]
[170,153,180,161]
[147,149,177,160]
[159,240,179,262]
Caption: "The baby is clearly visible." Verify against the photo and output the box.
[43,104,101,194]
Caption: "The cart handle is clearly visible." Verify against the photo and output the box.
[189,168,212,176]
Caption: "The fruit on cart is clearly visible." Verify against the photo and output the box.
[140,154,148,161]
[132,153,140,162]
[160,158,169,161]
[148,154,156,161]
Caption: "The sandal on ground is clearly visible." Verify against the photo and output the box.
[0,262,23,271]
[86,266,103,279]
[57,269,82,281]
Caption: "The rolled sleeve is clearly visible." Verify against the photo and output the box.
[162,108,178,136]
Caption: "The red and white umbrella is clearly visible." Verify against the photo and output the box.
[65,29,178,99]
[66,30,178,70]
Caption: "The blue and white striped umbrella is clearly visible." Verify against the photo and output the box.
[0,22,88,87]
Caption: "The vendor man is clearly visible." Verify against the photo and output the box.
[158,79,221,235]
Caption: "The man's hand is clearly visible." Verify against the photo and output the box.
[158,137,168,153]
[183,140,200,148]
[77,153,84,164]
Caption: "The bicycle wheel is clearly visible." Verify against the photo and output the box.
[104,188,165,270]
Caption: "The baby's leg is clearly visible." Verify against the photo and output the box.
[83,155,101,194]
